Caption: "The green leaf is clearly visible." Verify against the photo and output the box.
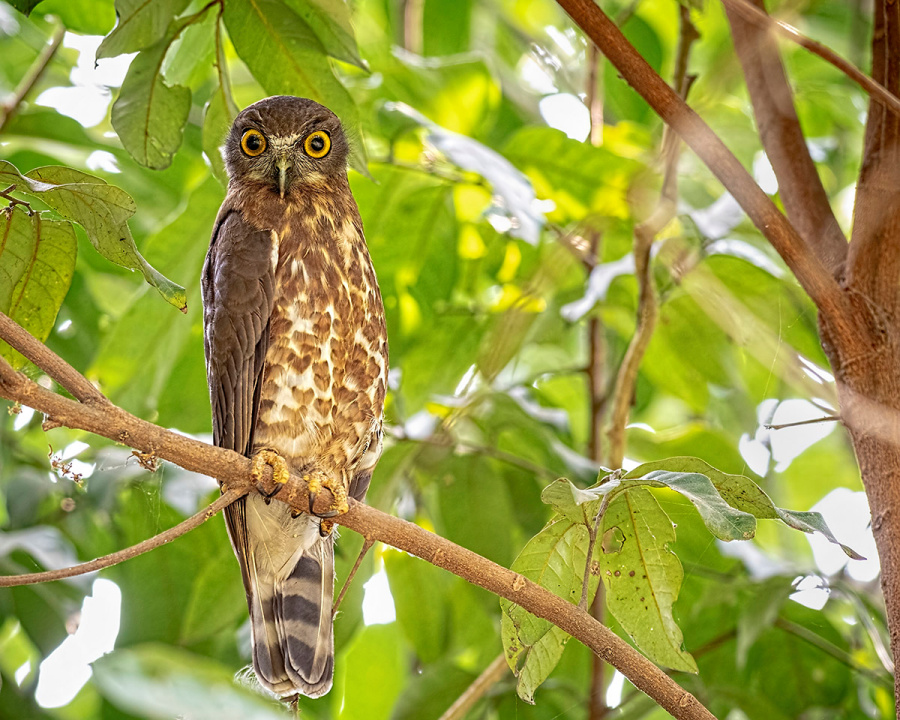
[502,126,641,224]
[600,488,697,673]
[97,0,192,58]
[283,0,367,69]
[500,517,597,700]
[92,644,290,719]
[336,623,406,720]
[180,547,246,644]
[7,0,43,15]
[501,613,568,704]
[384,550,451,663]
[202,27,239,185]
[634,471,757,542]
[736,577,792,669]
[0,207,76,368]
[223,0,366,174]
[111,19,193,170]
[0,163,187,310]
[162,8,218,88]
[625,457,864,558]
[34,0,116,34]
[540,476,601,524]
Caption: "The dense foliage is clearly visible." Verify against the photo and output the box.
[0,0,891,718]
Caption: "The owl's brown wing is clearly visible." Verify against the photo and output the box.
[202,209,276,592]
[202,209,275,455]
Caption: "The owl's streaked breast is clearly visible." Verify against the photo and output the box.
[252,193,387,475]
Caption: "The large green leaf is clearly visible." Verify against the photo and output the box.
[92,644,289,719]
[97,0,192,58]
[0,162,185,310]
[500,517,597,701]
[625,457,863,557]
[283,0,366,69]
[222,0,366,173]
[111,17,193,170]
[0,206,76,368]
[600,488,697,673]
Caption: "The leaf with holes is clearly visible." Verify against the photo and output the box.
[600,488,697,673]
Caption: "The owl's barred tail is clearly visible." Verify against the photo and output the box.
[250,535,335,698]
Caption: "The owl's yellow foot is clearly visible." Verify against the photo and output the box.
[305,471,349,519]
[251,448,290,502]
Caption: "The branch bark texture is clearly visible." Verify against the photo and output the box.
[724,0,847,276]
[0,315,716,720]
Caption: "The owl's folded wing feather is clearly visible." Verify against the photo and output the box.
[201,208,276,591]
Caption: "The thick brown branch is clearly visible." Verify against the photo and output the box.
[847,1,900,313]
[0,312,109,406]
[0,489,245,587]
[554,0,856,349]
[722,0,900,123]
[0,342,716,720]
[724,0,847,277]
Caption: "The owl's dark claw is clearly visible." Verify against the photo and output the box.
[251,448,289,501]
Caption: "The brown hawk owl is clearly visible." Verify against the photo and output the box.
[201,96,388,698]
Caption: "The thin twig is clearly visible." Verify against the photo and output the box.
[580,493,613,610]
[0,312,109,406]
[0,489,244,587]
[0,324,716,720]
[437,652,509,720]
[333,538,374,616]
[764,415,840,430]
[606,6,698,471]
[721,0,900,122]
[775,618,893,687]
[0,23,66,134]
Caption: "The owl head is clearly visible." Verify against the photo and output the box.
[223,96,350,198]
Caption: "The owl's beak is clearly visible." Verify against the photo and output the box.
[276,156,291,199]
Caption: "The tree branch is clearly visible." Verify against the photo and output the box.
[0,312,109,406]
[606,6,696,471]
[721,0,900,123]
[0,327,716,720]
[437,653,509,720]
[723,0,847,277]
[0,23,65,134]
[0,489,245,587]
[847,0,900,314]
[554,0,856,349]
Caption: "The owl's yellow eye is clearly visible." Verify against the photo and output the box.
[304,130,331,158]
[241,129,267,157]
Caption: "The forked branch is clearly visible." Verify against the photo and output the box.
[554,0,856,349]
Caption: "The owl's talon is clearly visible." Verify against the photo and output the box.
[305,472,349,519]
[251,448,290,499]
